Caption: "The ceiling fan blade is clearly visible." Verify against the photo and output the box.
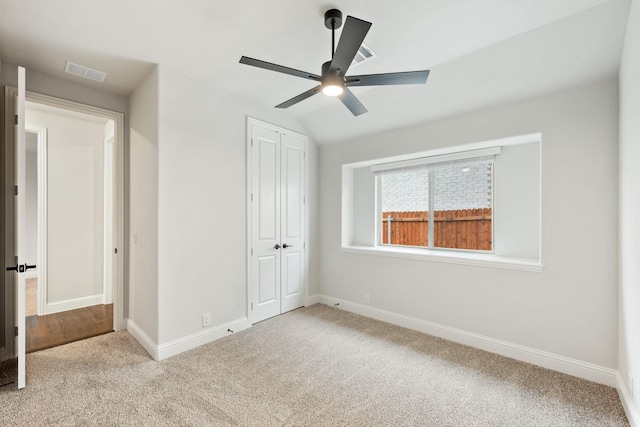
[346,70,430,86]
[339,88,368,116]
[240,56,322,81]
[275,86,322,109]
[329,16,372,76]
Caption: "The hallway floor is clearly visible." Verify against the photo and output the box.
[25,279,113,353]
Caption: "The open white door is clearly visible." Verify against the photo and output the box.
[11,66,27,389]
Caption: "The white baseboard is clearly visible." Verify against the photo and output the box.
[306,294,321,306]
[157,318,250,360]
[127,317,250,361]
[312,294,617,387]
[45,294,104,315]
[617,371,640,427]
[127,319,159,360]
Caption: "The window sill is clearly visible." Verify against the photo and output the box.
[341,245,544,272]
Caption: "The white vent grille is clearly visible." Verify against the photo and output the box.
[350,43,376,67]
[64,61,107,83]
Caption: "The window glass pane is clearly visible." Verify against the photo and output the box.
[433,161,493,250]
[380,170,429,247]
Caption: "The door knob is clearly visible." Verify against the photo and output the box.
[282,244,293,248]
[6,264,18,272]
[24,264,36,271]
[274,244,281,250]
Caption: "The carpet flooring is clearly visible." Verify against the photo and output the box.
[0,304,629,426]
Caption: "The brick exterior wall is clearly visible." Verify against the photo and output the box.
[381,162,492,212]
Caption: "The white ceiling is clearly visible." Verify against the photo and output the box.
[0,0,630,144]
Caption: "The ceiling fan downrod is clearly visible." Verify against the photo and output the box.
[324,9,343,60]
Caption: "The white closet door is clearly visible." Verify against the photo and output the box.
[249,120,306,324]
[251,125,281,323]
[280,133,305,314]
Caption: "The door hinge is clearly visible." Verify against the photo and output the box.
[251,193,253,202]
[14,255,18,264]
[251,248,253,256]
[251,303,254,310]
[14,326,18,337]
[251,139,254,147]
[114,248,118,254]
[14,115,18,125]
[14,185,18,196]
[303,242,306,249]
[303,196,306,204]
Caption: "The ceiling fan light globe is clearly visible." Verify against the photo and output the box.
[322,83,344,97]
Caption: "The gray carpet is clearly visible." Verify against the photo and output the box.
[0,304,629,426]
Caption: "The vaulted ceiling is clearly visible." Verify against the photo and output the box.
[0,0,630,144]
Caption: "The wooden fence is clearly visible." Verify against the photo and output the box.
[381,208,492,250]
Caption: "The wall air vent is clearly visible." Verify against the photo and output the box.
[350,43,376,68]
[64,61,107,83]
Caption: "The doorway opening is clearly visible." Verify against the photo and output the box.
[2,88,125,362]
[23,98,120,352]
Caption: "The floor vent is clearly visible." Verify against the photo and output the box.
[64,61,107,83]
[350,43,376,67]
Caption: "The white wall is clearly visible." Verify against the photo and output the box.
[1,65,127,115]
[128,66,160,344]
[26,108,106,303]
[493,142,540,259]
[126,64,316,353]
[307,140,319,296]
[25,133,38,267]
[154,66,312,346]
[618,0,640,420]
[319,78,618,368]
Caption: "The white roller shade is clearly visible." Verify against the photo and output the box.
[371,147,501,174]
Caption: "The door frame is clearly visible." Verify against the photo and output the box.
[245,117,309,325]
[3,88,126,355]
[24,126,48,316]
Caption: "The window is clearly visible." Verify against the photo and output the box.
[342,135,542,271]
[374,148,497,252]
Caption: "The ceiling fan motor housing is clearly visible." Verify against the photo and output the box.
[322,60,335,77]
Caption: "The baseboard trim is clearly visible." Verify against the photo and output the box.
[313,294,617,387]
[157,318,249,360]
[127,317,251,361]
[127,319,159,360]
[45,294,104,315]
[305,294,321,306]
[617,371,640,427]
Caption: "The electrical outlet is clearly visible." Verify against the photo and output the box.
[364,293,371,304]
[629,374,634,398]
[202,313,211,328]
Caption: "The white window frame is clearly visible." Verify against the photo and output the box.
[374,152,496,253]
